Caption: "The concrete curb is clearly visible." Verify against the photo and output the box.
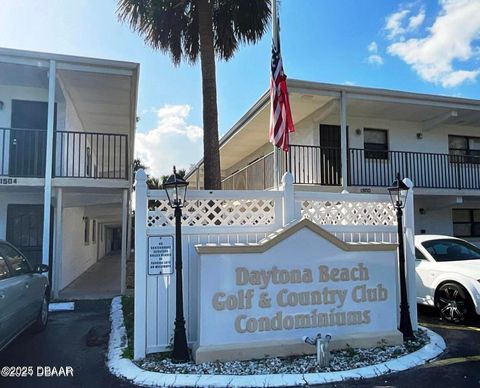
[107,297,446,387]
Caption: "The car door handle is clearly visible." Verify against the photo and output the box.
[0,293,5,299]
[24,282,29,289]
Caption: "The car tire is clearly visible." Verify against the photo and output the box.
[31,293,49,333]
[435,282,472,324]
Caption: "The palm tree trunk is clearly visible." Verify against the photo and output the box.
[198,0,221,190]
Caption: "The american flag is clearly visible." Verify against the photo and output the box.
[269,29,295,152]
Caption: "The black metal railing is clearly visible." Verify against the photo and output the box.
[0,128,129,180]
[222,152,275,190]
[0,127,47,178]
[348,148,480,189]
[54,131,128,179]
[286,144,342,186]
[221,145,480,191]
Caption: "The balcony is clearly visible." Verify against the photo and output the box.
[0,127,129,180]
[221,144,480,191]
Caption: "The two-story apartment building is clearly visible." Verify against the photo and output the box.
[0,48,138,298]
[187,80,480,243]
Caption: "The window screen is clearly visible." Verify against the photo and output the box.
[84,218,90,245]
[449,135,480,162]
[452,209,480,237]
[92,220,96,244]
[364,128,388,159]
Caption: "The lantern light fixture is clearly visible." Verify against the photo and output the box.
[163,166,189,209]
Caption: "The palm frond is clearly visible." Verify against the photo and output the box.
[213,0,271,61]
[117,0,196,65]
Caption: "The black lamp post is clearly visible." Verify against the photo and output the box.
[388,173,415,341]
[163,166,189,362]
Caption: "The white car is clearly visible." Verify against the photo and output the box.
[415,235,480,323]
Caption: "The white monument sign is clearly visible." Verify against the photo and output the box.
[148,236,174,275]
[193,219,401,363]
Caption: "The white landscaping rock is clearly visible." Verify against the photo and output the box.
[107,297,446,387]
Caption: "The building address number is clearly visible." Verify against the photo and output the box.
[0,178,17,185]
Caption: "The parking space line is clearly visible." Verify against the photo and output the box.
[423,355,480,368]
[420,322,480,332]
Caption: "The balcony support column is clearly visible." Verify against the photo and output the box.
[53,187,63,298]
[340,91,348,192]
[42,60,56,268]
[120,188,128,294]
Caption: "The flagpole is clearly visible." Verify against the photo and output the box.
[272,0,279,190]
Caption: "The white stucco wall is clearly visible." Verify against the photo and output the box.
[414,197,454,236]
[55,91,89,177]
[60,206,99,290]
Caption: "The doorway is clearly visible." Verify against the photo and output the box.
[111,227,122,252]
[6,204,44,267]
[319,124,342,185]
[10,100,55,177]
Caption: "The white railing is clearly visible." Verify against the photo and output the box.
[133,170,417,359]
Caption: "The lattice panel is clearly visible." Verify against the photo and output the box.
[147,199,276,228]
[301,200,396,226]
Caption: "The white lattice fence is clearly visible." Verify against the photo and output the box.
[147,198,277,228]
[295,191,397,243]
[300,199,395,225]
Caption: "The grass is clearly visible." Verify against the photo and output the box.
[121,295,134,359]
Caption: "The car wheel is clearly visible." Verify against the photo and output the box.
[31,294,49,332]
[435,282,472,323]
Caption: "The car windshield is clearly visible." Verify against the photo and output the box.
[422,239,480,262]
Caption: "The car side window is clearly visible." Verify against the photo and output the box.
[0,244,32,276]
[415,248,428,261]
[0,257,10,280]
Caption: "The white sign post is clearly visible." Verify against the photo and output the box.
[148,236,174,275]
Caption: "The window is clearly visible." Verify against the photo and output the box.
[0,257,10,280]
[452,209,480,237]
[84,217,90,245]
[449,135,480,163]
[364,128,388,159]
[92,220,96,244]
[421,238,480,262]
[415,248,428,261]
[1,244,32,276]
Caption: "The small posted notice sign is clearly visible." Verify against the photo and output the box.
[148,236,174,275]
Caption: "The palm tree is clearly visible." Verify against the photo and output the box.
[118,0,271,189]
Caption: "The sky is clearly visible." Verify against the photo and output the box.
[0,0,480,177]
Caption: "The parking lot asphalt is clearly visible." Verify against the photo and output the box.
[0,300,135,388]
[0,301,479,388]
